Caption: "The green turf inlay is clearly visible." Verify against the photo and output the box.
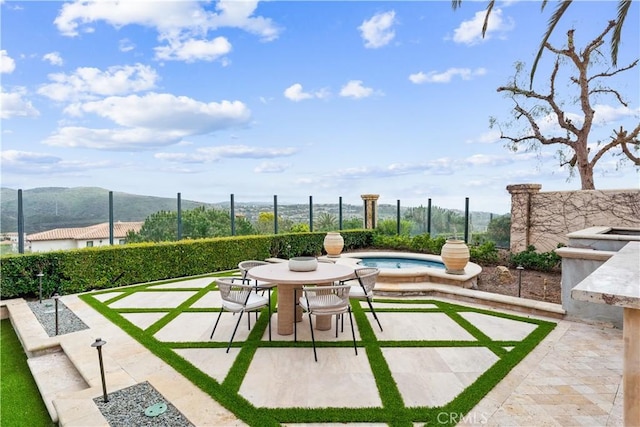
[79,276,556,426]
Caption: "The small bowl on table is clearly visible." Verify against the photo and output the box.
[288,256,318,272]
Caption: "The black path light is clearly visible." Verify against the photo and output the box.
[53,292,60,335]
[37,271,44,303]
[517,265,524,298]
[91,338,109,402]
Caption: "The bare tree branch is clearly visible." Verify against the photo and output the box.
[588,59,639,83]
[589,88,628,107]
[496,19,639,190]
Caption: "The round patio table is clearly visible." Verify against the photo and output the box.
[248,262,355,335]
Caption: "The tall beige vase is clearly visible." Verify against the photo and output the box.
[323,232,344,258]
[440,239,470,275]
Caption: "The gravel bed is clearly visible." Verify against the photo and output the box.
[27,298,89,336]
[94,381,193,427]
[27,301,192,425]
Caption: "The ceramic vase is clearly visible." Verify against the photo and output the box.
[440,239,470,275]
[323,232,344,258]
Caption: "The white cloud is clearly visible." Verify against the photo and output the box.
[339,80,374,99]
[54,0,280,63]
[75,93,250,132]
[537,112,583,134]
[1,50,16,73]
[452,9,514,46]
[463,153,513,167]
[43,126,183,150]
[359,10,396,48]
[44,93,251,151]
[409,68,487,84]
[0,149,111,175]
[156,145,298,163]
[155,36,232,62]
[38,64,159,102]
[0,86,40,119]
[43,51,64,66]
[284,83,329,102]
[254,162,291,173]
[1,150,60,164]
[55,1,212,36]
[284,83,312,102]
[593,104,640,125]
[119,38,135,52]
[465,130,501,144]
[212,0,281,42]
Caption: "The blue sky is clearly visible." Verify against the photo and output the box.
[1,0,638,215]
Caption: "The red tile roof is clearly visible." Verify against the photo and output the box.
[27,222,143,241]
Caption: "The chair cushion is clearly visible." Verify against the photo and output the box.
[222,293,268,312]
[299,294,347,314]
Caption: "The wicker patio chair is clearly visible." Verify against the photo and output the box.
[296,283,357,362]
[210,277,271,352]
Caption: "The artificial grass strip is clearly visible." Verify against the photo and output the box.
[351,302,405,412]
[0,319,55,427]
[79,280,557,426]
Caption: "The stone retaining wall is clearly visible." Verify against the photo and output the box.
[507,184,640,252]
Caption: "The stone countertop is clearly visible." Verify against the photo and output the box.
[571,241,640,309]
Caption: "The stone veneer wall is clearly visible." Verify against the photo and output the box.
[361,194,379,230]
[507,184,640,252]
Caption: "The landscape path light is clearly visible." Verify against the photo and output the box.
[517,265,524,298]
[91,338,108,403]
[53,292,59,335]
[37,271,44,303]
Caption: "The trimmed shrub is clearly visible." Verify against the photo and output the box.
[1,230,374,299]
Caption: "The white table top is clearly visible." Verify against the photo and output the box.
[571,241,640,309]
[248,262,355,284]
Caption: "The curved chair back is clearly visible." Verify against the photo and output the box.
[354,267,380,294]
[238,260,269,280]
[216,277,254,307]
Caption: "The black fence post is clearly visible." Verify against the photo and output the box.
[464,197,470,243]
[18,189,24,254]
[273,195,278,234]
[108,191,114,245]
[396,200,401,235]
[427,198,432,235]
[230,194,235,236]
[177,193,182,240]
[338,196,343,230]
[309,196,313,232]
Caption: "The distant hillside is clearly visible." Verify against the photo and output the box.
[1,187,210,234]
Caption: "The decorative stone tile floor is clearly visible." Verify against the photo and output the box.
[2,276,624,426]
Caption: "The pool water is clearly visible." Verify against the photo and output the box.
[358,257,446,269]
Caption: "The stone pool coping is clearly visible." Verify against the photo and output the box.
[336,250,482,288]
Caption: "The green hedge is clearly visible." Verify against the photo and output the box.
[0,230,373,299]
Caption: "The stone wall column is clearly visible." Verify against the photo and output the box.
[507,184,542,253]
[361,194,380,230]
[624,307,640,426]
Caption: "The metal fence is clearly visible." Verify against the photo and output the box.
[11,189,499,254]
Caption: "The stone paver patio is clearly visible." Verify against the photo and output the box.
[1,275,624,426]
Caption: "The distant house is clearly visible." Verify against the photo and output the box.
[27,222,143,252]
[1,232,24,253]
